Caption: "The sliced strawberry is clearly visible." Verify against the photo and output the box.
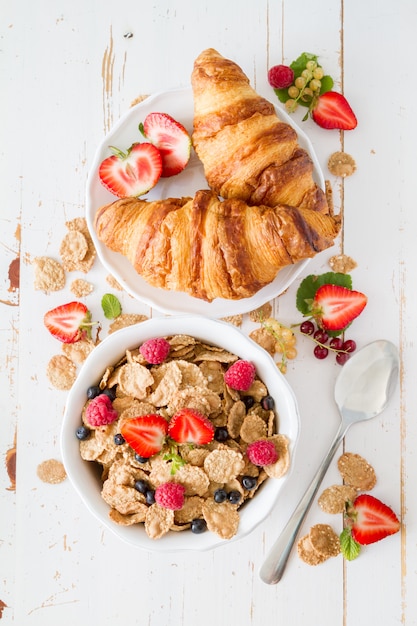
[141,112,191,177]
[312,91,357,130]
[120,414,168,459]
[312,284,367,331]
[350,494,400,545]
[98,142,162,198]
[44,301,91,343]
[168,408,214,445]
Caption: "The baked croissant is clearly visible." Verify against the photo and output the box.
[94,190,340,302]
[191,48,328,214]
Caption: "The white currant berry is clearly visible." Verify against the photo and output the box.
[313,67,324,80]
[309,79,322,92]
[295,76,306,89]
[285,98,298,112]
[288,85,299,98]
[301,69,313,81]
[306,60,317,71]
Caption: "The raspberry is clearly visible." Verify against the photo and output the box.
[268,64,294,89]
[155,482,186,510]
[246,439,278,466]
[224,360,256,391]
[85,394,118,427]
[139,337,170,364]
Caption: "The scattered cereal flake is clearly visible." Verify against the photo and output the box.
[117,362,154,399]
[202,500,240,539]
[204,448,245,483]
[309,523,341,558]
[249,327,278,356]
[70,278,94,297]
[108,313,149,333]
[220,314,243,327]
[46,354,77,390]
[62,339,95,364]
[263,435,290,479]
[328,151,357,177]
[337,452,377,490]
[240,414,267,443]
[249,302,272,323]
[36,459,67,484]
[328,254,358,274]
[130,94,149,107]
[59,230,88,264]
[33,256,65,292]
[297,534,329,566]
[145,503,174,539]
[318,484,358,514]
[109,507,147,525]
[106,273,124,290]
[64,217,96,273]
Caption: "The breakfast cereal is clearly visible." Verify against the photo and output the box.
[77,334,291,540]
[33,256,66,292]
[47,354,77,390]
[318,484,358,514]
[337,452,377,490]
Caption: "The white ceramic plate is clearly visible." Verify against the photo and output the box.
[86,88,325,317]
[61,316,300,552]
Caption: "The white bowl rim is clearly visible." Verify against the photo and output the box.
[60,315,300,552]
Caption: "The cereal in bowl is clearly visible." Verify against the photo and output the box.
[76,335,291,540]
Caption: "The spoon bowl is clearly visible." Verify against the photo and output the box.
[259,339,399,585]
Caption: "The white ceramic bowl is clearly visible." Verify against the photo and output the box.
[61,315,300,552]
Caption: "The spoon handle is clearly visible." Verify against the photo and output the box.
[259,422,349,585]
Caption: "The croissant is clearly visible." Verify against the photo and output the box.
[191,48,328,214]
[94,190,340,302]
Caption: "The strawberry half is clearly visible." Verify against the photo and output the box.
[98,142,162,198]
[349,494,400,545]
[312,284,367,331]
[168,408,214,445]
[312,91,357,130]
[120,414,168,459]
[140,112,191,177]
[44,301,92,343]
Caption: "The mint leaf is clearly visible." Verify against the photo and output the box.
[296,272,353,315]
[163,451,186,475]
[101,293,122,320]
[340,528,361,561]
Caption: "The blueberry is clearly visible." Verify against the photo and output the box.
[86,385,101,400]
[145,490,155,505]
[214,489,228,503]
[261,395,275,410]
[101,386,116,401]
[134,479,149,494]
[135,453,149,464]
[114,433,125,445]
[191,518,207,534]
[243,396,255,410]
[76,425,90,440]
[242,475,258,490]
[228,490,242,504]
[214,426,229,442]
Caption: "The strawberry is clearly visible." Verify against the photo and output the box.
[44,301,92,343]
[140,112,191,177]
[120,414,168,459]
[312,91,357,130]
[311,284,367,331]
[348,494,400,546]
[167,408,214,445]
[98,142,162,198]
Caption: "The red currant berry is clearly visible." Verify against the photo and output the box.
[342,339,357,353]
[268,64,294,89]
[329,337,343,351]
[314,329,329,344]
[314,345,329,359]
[336,352,351,365]
[300,320,315,335]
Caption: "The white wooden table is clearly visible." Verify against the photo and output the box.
[2,1,416,623]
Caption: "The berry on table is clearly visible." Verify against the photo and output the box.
[300,320,315,335]
[268,64,294,89]
[314,344,329,360]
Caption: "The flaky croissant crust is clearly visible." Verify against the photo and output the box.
[95,190,340,302]
[191,48,328,214]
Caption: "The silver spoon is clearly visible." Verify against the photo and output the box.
[259,339,399,585]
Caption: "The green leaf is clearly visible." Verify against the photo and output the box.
[296,272,353,315]
[290,52,318,78]
[274,87,290,103]
[340,528,361,561]
[320,75,334,94]
[101,293,122,320]
[163,451,187,475]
